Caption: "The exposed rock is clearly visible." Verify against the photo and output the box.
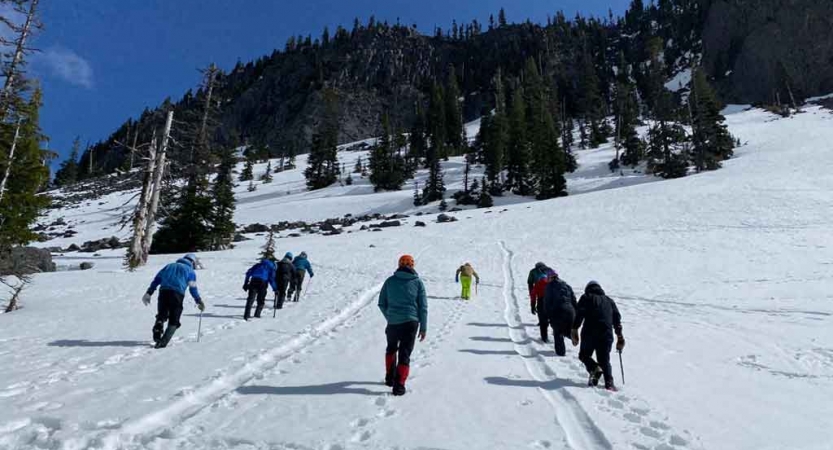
[79,262,95,270]
[66,243,81,252]
[0,247,56,275]
[319,222,338,233]
[243,223,270,233]
[233,233,250,242]
[415,221,426,227]
[449,208,463,212]
[80,236,123,253]
[387,214,409,220]
[437,214,458,223]
[378,220,401,228]
[288,233,301,238]
[372,228,383,232]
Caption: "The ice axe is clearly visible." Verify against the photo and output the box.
[618,349,625,385]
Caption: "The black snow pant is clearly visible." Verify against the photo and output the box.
[275,280,290,309]
[549,310,576,357]
[153,289,184,344]
[289,270,306,302]
[579,331,615,388]
[536,298,550,342]
[244,278,268,319]
[385,321,419,385]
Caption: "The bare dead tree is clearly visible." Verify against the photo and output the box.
[124,132,157,271]
[141,110,173,259]
[0,0,40,121]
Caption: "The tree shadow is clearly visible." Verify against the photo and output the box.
[459,349,517,356]
[237,381,387,396]
[48,339,147,348]
[484,376,585,390]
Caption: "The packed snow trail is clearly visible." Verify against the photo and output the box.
[499,241,612,450]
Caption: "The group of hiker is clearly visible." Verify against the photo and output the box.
[528,262,626,391]
[141,253,625,395]
[242,251,315,320]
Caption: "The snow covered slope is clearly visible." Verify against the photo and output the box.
[34,119,655,250]
[2,106,833,450]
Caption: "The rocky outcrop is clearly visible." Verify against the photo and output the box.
[0,247,56,276]
[702,0,833,103]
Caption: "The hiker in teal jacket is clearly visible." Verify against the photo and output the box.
[378,254,428,396]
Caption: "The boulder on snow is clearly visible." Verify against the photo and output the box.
[80,236,122,253]
[437,214,458,223]
[449,208,463,212]
[0,247,56,275]
[415,221,426,227]
[243,223,270,233]
[319,222,338,232]
[288,233,302,238]
[233,233,250,242]
[387,214,408,220]
[66,243,81,252]
[79,262,95,270]
[378,220,401,228]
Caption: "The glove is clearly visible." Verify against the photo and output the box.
[419,331,427,342]
[616,335,625,351]
[531,304,537,315]
[571,329,580,347]
[243,283,249,292]
[142,293,152,306]
[196,301,205,312]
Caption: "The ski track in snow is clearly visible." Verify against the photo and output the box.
[500,241,698,450]
[499,241,612,450]
[86,282,386,450]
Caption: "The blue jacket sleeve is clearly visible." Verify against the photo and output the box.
[306,260,314,277]
[245,264,254,284]
[148,270,162,294]
[377,281,388,319]
[187,270,202,303]
[417,279,428,333]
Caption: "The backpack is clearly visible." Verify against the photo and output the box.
[545,280,574,316]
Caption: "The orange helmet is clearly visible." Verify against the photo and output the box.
[398,254,415,268]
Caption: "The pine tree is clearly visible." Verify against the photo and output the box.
[0,88,50,251]
[409,102,427,168]
[368,113,406,191]
[209,145,237,250]
[577,46,607,148]
[505,89,532,195]
[304,88,340,189]
[260,230,276,260]
[690,68,734,171]
[261,160,273,183]
[353,156,363,174]
[647,90,689,178]
[477,176,493,208]
[444,66,465,155]
[422,157,445,203]
[413,181,422,206]
[615,52,644,167]
[439,197,448,212]
[427,83,446,162]
[247,180,257,192]
[498,8,507,27]
[481,70,508,196]
[53,137,81,187]
[239,152,254,181]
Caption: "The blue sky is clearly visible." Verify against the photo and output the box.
[33,0,627,167]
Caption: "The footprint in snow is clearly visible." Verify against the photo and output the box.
[350,429,373,443]
[529,439,552,449]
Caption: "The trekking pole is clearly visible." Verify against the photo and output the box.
[273,292,278,318]
[618,349,625,385]
[304,277,313,299]
[197,310,203,342]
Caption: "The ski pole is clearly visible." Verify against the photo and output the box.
[197,310,203,342]
[273,292,278,318]
[618,349,625,385]
[304,277,313,299]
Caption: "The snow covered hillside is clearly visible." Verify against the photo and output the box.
[2,105,833,450]
[33,119,655,250]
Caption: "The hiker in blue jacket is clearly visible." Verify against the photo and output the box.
[243,257,278,320]
[289,251,314,302]
[378,254,428,396]
[143,253,205,348]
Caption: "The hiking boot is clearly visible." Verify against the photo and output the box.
[392,365,410,396]
[605,384,618,392]
[152,321,164,343]
[589,367,604,387]
[155,325,179,349]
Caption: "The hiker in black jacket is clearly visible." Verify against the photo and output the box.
[274,252,295,310]
[543,273,577,357]
[572,280,625,391]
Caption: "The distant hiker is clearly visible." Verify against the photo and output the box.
[542,272,577,356]
[142,253,205,349]
[529,268,554,342]
[455,262,480,300]
[289,251,314,302]
[274,252,295,310]
[378,254,428,396]
[527,262,549,295]
[572,280,625,391]
[243,257,278,320]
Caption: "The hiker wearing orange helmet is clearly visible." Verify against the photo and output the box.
[455,262,480,300]
[378,254,428,396]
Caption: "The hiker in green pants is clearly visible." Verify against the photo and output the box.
[455,263,480,300]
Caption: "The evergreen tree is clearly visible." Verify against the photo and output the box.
[409,102,427,168]
[353,156,363,174]
[498,8,507,27]
[647,90,689,178]
[422,158,446,203]
[261,160,273,183]
[0,89,50,251]
[444,66,465,155]
[481,70,508,196]
[477,177,494,208]
[412,181,422,206]
[438,197,448,212]
[260,230,276,260]
[505,89,532,195]
[54,137,81,187]
[247,180,257,192]
[615,52,645,167]
[368,113,406,191]
[304,88,340,190]
[209,145,237,250]
[690,68,734,171]
[577,47,607,148]
[239,152,254,181]
[427,83,446,163]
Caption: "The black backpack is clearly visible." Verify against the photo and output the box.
[545,280,575,315]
